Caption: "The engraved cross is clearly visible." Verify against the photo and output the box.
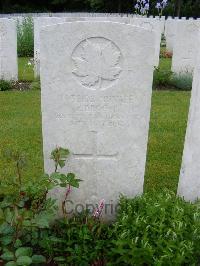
[73,131,118,161]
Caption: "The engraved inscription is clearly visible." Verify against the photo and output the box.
[55,93,138,128]
[73,131,118,161]
[72,37,122,90]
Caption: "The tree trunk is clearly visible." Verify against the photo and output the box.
[118,0,121,13]
[176,0,182,17]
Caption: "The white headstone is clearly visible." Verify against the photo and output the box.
[164,18,178,53]
[130,17,162,66]
[34,17,70,77]
[40,21,155,219]
[0,18,18,80]
[177,37,200,201]
[172,20,200,74]
[34,17,130,77]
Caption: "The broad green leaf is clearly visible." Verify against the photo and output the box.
[33,211,54,228]
[69,179,80,188]
[66,173,75,182]
[58,160,65,168]
[4,208,13,223]
[60,183,67,188]
[50,172,61,180]
[15,247,33,258]
[17,201,25,208]
[32,255,46,264]
[54,256,66,263]
[0,208,4,220]
[0,235,13,246]
[22,220,32,227]
[0,198,13,208]
[14,239,22,248]
[0,251,14,261]
[0,223,14,235]
[5,262,17,266]
[59,148,70,157]
[16,256,32,265]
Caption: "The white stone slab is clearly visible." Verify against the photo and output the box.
[177,36,200,201]
[40,21,155,219]
[172,20,200,74]
[34,17,70,77]
[130,18,162,66]
[0,18,18,80]
[34,17,130,77]
[164,18,178,53]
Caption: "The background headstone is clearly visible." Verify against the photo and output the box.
[34,17,69,77]
[172,20,200,74]
[164,18,178,53]
[177,36,200,201]
[130,17,162,66]
[0,18,18,80]
[40,21,155,219]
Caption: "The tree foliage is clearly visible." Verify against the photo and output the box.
[0,0,199,17]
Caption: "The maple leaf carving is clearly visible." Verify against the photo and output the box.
[72,39,121,88]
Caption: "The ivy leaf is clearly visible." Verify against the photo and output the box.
[4,208,13,223]
[15,247,33,258]
[5,262,17,266]
[0,222,14,235]
[0,251,14,261]
[50,172,62,180]
[31,255,46,264]
[0,235,13,246]
[54,256,66,263]
[16,256,32,265]
[58,159,65,168]
[14,239,22,248]
[66,173,82,188]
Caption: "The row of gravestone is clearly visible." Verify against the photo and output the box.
[38,20,200,219]
[0,16,200,81]
[1,18,200,220]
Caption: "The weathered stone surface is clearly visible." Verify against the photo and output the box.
[0,18,18,80]
[177,36,200,201]
[34,17,130,77]
[40,21,155,219]
[172,20,200,74]
[34,17,69,77]
[130,17,162,66]
[165,18,177,53]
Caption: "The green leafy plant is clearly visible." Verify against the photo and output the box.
[17,17,34,57]
[29,79,40,90]
[0,80,13,91]
[0,147,81,265]
[153,67,173,89]
[170,71,193,91]
[108,190,200,265]
[39,213,112,265]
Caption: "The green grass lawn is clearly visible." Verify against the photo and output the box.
[0,90,190,192]
[0,91,43,182]
[18,57,34,81]
[159,57,172,71]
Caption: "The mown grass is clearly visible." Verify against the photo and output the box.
[0,90,190,192]
[0,91,43,182]
[18,57,34,81]
[159,57,172,71]
[145,91,190,192]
